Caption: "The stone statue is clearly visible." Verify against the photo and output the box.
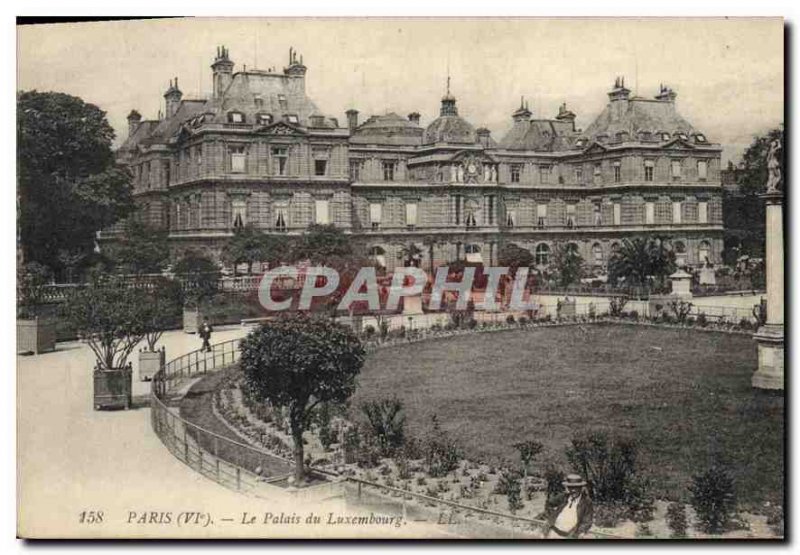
[766,138,783,194]
[457,164,465,183]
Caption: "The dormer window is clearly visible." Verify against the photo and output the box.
[661,132,671,141]
[310,115,325,127]
[677,132,688,141]
[575,138,586,147]
[278,94,288,110]
[285,114,299,124]
[256,113,273,126]
[695,134,707,143]
[254,95,264,109]
[228,111,245,124]
[639,131,651,142]
[597,133,608,143]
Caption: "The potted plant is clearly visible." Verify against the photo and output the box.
[17,262,57,355]
[138,277,182,381]
[63,277,148,410]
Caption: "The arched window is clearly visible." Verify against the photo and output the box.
[611,242,621,254]
[256,113,273,126]
[698,241,711,266]
[592,243,604,266]
[535,244,550,266]
[465,244,482,263]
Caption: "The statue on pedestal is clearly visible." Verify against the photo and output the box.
[765,138,783,194]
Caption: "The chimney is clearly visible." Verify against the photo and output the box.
[126,109,142,137]
[476,127,492,148]
[211,45,234,100]
[284,47,308,94]
[408,112,421,125]
[346,109,359,132]
[163,78,183,118]
[555,102,577,131]
[655,83,677,103]
[512,97,532,123]
[607,76,631,102]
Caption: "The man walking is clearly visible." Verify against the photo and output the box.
[546,474,593,539]
[198,318,213,352]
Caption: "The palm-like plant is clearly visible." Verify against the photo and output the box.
[398,242,423,267]
[421,235,442,272]
[608,238,676,288]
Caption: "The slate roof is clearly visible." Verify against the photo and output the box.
[350,113,423,146]
[582,97,698,142]
[498,119,578,151]
[423,115,478,145]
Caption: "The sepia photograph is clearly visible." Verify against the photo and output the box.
[15,16,785,540]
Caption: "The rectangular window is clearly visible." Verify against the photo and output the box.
[229,112,244,123]
[537,204,547,228]
[593,163,602,184]
[383,161,396,181]
[487,195,495,225]
[511,164,522,183]
[698,160,708,181]
[613,203,621,226]
[566,204,576,228]
[405,203,417,227]
[272,147,288,176]
[698,201,708,224]
[539,166,551,184]
[644,160,654,182]
[349,160,362,181]
[313,148,329,176]
[575,166,583,184]
[671,159,682,179]
[231,198,247,228]
[613,161,621,183]
[315,199,330,224]
[314,160,327,176]
[274,203,288,231]
[673,201,682,224]
[454,195,462,225]
[506,209,516,227]
[594,204,602,226]
[278,94,287,109]
[369,203,382,229]
[230,147,246,173]
[645,202,655,224]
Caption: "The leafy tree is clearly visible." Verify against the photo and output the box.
[17,261,52,318]
[513,440,544,479]
[105,220,170,275]
[723,126,782,260]
[239,314,365,483]
[498,243,534,277]
[171,251,220,307]
[292,224,353,264]
[607,238,676,287]
[18,91,133,277]
[398,242,423,267]
[222,225,287,274]
[141,278,183,351]
[62,277,149,369]
[550,242,583,287]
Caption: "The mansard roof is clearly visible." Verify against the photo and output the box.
[350,113,423,146]
[583,97,698,142]
[498,119,578,151]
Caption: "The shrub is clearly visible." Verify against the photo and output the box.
[543,466,566,511]
[594,502,626,528]
[763,503,784,537]
[609,296,629,317]
[669,300,694,324]
[430,322,443,331]
[467,318,478,329]
[738,318,754,331]
[360,396,406,456]
[315,403,335,451]
[588,302,597,320]
[518,316,529,326]
[506,475,524,514]
[697,312,708,327]
[493,469,521,495]
[342,424,361,464]
[378,318,390,339]
[513,440,544,478]
[423,415,462,478]
[506,314,516,325]
[666,502,688,538]
[689,465,737,534]
[565,431,638,505]
[628,310,639,320]
[635,522,654,538]
[625,476,655,522]
[363,325,376,338]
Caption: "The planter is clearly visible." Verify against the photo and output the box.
[138,348,165,382]
[17,317,56,355]
[183,308,205,334]
[93,364,132,410]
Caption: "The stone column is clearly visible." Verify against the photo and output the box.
[752,191,784,390]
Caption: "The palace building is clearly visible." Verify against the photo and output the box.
[116,46,724,273]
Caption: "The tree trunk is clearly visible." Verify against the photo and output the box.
[291,420,305,485]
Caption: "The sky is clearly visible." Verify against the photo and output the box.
[17,17,784,164]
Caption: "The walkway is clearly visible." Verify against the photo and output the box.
[17,325,458,539]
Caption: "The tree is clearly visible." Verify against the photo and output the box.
[498,243,534,277]
[18,91,133,277]
[513,440,544,479]
[171,251,220,307]
[292,224,353,264]
[141,278,183,351]
[550,243,583,287]
[105,220,170,275]
[17,261,52,319]
[607,238,676,288]
[62,277,149,369]
[222,225,285,274]
[239,314,365,483]
[398,243,423,267]
[723,126,783,260]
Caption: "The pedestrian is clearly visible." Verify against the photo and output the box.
[198,318,213,352]
[546,473,594,539]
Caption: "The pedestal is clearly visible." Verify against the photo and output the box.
[753,324,784,390]
[752,193,783,390]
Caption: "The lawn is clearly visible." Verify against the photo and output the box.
[352,324,784,508]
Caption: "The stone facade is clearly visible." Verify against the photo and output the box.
[115,48,724,273]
